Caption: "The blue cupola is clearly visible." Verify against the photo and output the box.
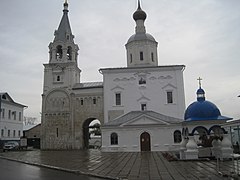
[184,78,232,121]
[196,87,205,102]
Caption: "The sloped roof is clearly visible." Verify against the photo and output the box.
[103,111,183,127]
[53,2,74,43]
[0,92,27,107]
[99,65,185,73]
[72,82,103,90]
[23,124,41,131]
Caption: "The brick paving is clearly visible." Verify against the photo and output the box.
[0,149,239,180]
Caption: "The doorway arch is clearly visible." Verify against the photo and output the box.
[140,132,151,151]
[82,118,101,149]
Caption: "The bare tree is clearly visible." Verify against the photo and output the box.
[23,117,38,126]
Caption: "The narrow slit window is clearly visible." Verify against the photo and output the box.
[130,54,133,63]
[140,51,144,61]
[8,110,11,119]
[93,98,96,104]
[67,46,72,60]
[167,91,173,104]
[2,109,5,118]
[151,52,154,62]
[19,112,21,121]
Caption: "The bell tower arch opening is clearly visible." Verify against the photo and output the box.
[56,45,63,60]
[82,118,101,149]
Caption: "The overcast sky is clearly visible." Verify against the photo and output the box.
[1,0,240,122]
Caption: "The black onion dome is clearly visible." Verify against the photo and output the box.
[133,3,147,21]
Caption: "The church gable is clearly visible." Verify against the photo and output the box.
[104,111,182,127]
[121,114,170,126]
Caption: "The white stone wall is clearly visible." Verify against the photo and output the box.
[43,63,81,93]
[102,66,185,123]
[126,41,158,67]
[101,125,181,152]
[41,87,104,150]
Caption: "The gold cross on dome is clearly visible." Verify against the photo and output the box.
[197,77,202,88]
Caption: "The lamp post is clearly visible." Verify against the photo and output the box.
[0,94,2,122]
[0,94,2,147]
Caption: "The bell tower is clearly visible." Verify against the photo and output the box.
[43,1,81,93]
[41,1,81,150]
[125,0,158,67]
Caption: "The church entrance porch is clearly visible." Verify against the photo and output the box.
[140,132,151,151]
[82,118,101,149]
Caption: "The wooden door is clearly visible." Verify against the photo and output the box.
[140,132,151,151]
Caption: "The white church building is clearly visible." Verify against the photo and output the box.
[100,2,185,152]
[41,1,233,157]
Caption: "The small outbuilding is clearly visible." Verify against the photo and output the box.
[101,111,183,152]
[23,124,41,149]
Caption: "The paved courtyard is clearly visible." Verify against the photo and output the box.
[0,149,239,180]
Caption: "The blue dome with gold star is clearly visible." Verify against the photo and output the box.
[184,82,232,121]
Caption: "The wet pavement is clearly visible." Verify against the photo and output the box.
[0,158,102,180]
[0,149,239,180]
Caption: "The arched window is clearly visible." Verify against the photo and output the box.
[110,132,118,145]
[174,130,182,143]
[56,45,63,60]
